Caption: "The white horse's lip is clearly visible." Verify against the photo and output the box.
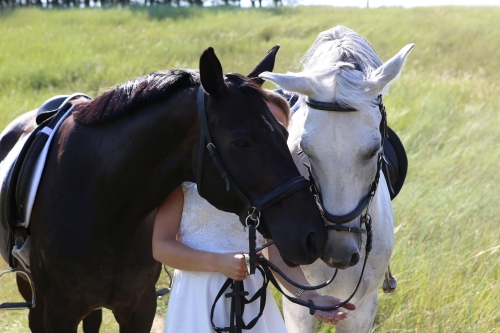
[322,253,357,270]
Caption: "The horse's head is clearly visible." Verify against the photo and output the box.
[260,26,413,268]
[196,46,326,266]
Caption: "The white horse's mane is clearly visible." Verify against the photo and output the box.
[297,25,385,112]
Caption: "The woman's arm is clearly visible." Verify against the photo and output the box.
[152,186,249,281]
[267,244,356,325]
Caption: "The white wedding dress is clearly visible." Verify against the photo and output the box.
[163,182,288,333]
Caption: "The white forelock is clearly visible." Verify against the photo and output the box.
[297,25,386,112]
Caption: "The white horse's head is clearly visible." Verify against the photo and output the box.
[260,26,413,268]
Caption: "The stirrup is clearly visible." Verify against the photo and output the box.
[0,268,35,310]
[156,288,171,297]
[382,265,397,294]
[156,264,173,299]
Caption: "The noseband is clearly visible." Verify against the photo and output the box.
[305,95,387,234]
[206,92,389,332]
[195,86,310,240]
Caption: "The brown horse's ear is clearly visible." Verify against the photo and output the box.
[199,47,227,97]
[247,45,280,86]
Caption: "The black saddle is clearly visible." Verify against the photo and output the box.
[383,127,407,200]
[36,95,70,125]
[0,94,90,267]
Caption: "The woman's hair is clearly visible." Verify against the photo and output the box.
[263,89,291,128]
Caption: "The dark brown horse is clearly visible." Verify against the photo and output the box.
[0,47,327,332]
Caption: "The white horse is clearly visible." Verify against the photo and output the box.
[260,26,413,332]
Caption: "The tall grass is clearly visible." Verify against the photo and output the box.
[0,5,499,332]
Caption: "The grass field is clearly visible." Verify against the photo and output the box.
[1,5,499,333]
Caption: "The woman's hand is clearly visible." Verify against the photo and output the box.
[214,252,248,281]
[302,291,356,325]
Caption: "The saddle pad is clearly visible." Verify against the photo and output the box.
[0,133,32,262]
[20,105,75,228]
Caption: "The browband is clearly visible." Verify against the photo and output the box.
[305,98,357,112]
[305,95,382,112]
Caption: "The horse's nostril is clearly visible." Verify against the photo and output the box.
[306,232,321,261]
[349,252,360,266]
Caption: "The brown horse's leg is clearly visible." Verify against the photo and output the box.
[82,309,102,333]
[112,289,157,333]
[42,289,86,333]
[16,274,46,333]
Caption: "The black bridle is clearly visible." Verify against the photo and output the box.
[196,85,316,333]
[305,94,387,234]
[209,94,389,333]
[260,94,388,313]
[195,85,310,252]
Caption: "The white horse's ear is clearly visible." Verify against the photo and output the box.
[259,72,315,96]
[365,43,414,96]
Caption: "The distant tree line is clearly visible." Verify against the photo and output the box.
[0,0,282,8]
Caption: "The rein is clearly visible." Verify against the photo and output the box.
[208,93,387,333]
[195,84,309,333]
[211,213,372,333]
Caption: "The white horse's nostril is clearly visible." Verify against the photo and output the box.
[349,252,360,266]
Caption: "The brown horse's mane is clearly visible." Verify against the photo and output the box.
[72,69,268,126]
[72,69,200,125]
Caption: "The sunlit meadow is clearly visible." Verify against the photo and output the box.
[0,5,499,332]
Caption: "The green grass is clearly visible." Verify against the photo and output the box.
[1,5,500,332]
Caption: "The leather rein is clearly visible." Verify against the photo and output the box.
[257,95,388,312]
[207,92,388,332]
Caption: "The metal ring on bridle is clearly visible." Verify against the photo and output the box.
[245,215,260,228]
[248,207,261,221]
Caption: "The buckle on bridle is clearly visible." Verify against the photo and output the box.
[248,207,261,221]
[245,215,260,229]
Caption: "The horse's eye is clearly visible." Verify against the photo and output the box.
[367,147,380,159]
[232,139,252,151]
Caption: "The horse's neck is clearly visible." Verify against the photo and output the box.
[68,88,199,216]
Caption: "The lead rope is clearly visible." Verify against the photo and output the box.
[211,209,373,332]
[210,216,265,333]
[258,212,372,314]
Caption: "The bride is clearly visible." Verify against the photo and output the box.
[152,90,355,332]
